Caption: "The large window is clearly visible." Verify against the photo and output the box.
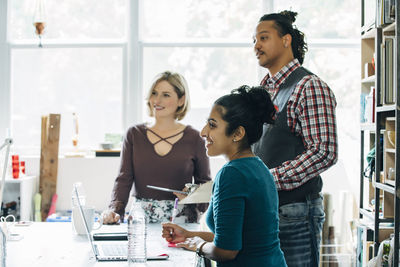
[141,0,262,39]
[9,0,127,40]
[140,0,361,197]
[142,47,258,130]
[2,0,360,195]
[140,0,264,130]
[3,0,127,153]
[11,48,123,153]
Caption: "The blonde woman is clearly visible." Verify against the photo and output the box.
[102,71,211,223]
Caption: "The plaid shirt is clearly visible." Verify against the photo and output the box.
[261,59,338,191]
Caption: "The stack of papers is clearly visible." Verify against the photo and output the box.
[179,181,213,204]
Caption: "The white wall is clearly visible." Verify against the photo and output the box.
[24,156,226,213]
[23,155,351,229]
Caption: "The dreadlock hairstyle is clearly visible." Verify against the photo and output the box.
[259,10,308,64]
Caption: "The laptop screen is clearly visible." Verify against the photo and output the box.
[73,183,99,259]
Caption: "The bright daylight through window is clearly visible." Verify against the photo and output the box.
[2,1,360,229]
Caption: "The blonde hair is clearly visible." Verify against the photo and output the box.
[146,71,190,120]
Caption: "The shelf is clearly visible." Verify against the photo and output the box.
[385,148,396,153]
[374,181,400,203]
[386,180,395,187]
[375,182,395,195]
[362,27,377,39]
[360,123,375,131]
[359,209,393,223]
[359,3,399,264]
[361,75,376,84]
[360,208,375,221]
[4,175,36,184]
[379,217,395,223]
[383,22,396,33]
[359,220,377,233]
[376,105,396,112]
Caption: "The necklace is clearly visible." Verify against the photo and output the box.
[229,149,254,161]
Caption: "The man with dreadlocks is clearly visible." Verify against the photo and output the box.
[252,10,338,267]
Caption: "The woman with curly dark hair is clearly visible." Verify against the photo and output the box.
[162,86,287,267]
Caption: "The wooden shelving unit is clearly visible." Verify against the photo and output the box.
[359,1,399,266]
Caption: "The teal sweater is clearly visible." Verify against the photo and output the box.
[206,157,287,267]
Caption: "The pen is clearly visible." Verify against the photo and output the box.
[171,198,179,223]
[169,198,179,238]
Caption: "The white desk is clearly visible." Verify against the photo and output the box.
[7,222,198,267]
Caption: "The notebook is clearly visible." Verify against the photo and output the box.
[73,184,168,261]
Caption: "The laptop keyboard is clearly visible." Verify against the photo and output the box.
[100,243,127,257]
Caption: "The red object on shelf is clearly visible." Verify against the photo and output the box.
[372,57,375,71]
[20,161,25,174]
[12,155,19,179]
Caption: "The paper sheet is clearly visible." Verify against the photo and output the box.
[178,181,213,204]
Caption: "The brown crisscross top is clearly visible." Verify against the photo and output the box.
[146,127,185,156]
[109,124,212,218]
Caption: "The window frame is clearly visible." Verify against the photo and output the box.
[0,0,132,146]
[0,0,359,147]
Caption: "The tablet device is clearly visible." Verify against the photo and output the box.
[146,185,189,195]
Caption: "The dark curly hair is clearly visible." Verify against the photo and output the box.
[214,85,276,149]
[259,10,308,64]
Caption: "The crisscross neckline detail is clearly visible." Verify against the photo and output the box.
[146,127,185,146]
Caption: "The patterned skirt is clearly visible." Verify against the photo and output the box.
[137,198,207,223]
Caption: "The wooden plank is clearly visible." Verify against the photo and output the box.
[39,114,61,221]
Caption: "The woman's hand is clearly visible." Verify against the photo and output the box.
[101,210,120,224]
[173,186,189,200]
[162,222,189,243]
[176,236,206,252]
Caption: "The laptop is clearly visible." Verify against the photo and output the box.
[73,184,169,261]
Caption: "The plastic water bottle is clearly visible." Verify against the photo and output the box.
[127,201,147,265]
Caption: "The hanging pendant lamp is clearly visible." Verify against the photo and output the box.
[33,0,47,48]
